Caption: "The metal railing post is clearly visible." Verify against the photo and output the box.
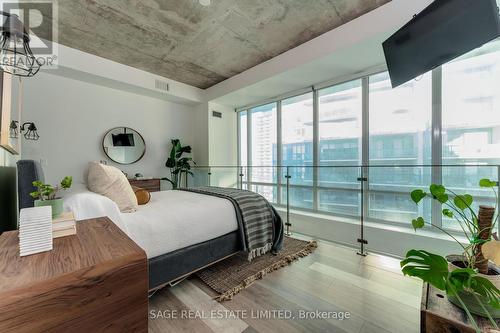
[285,166,292,236]
[357,166,368,256]
[239,166,244,190]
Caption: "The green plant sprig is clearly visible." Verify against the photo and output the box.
[30,176,72,201]
[410,179,498,270]
[401,250,500,332]
[405,179,499,331]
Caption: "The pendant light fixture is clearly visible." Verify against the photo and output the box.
[0,11,41,77]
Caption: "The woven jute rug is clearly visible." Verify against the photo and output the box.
[196,237,317,302]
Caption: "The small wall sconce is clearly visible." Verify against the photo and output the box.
[10,120,39,140]
[9,120,18,138]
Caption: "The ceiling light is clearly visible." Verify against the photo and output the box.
[0,12,41,77]
[199,0,211,6]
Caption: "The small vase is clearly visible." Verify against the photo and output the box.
[34,198,63,218]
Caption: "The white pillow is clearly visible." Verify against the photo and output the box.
[63,190,127,233]
[86,162,138,213]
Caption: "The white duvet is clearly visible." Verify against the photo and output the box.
[64,190,238,258]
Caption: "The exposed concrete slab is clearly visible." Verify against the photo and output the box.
[41,0,390,89]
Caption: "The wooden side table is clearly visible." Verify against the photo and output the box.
[0,217,148,333]
[129,178,161,192]
[421,283,499,333]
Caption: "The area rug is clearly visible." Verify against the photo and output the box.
[196,237,318,301]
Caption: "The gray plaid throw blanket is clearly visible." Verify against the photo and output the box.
[179,187,283,261]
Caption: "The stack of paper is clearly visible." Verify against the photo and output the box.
[19,206,53,257]
[53,211,76,238]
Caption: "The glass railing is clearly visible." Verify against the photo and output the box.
[187,165,500,254]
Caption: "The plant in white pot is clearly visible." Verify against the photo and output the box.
[30,176,72,218]
[401,179,500,332]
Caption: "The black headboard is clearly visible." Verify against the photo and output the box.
[17,159,45,210]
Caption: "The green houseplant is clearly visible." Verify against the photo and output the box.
[30,176,72,218]
[402,179,500,332]
[162,139,195,190]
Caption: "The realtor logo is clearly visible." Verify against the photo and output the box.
[1,0,58,69]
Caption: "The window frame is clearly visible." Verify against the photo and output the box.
[236,43,500,232]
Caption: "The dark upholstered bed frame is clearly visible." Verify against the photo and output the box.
[149,231,241,290]
[16,160,243,291]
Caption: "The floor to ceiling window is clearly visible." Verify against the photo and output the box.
[281,93,314,209]
[250,103,277,202]
[441,40,500,230]
[318,80,362,216]
[368,71,432,224]
[237,39,500,231]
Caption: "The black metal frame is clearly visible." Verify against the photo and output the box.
[101,127,146,165]
[0,11,41,77]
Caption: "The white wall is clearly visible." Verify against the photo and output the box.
[208,102,237,166]
[192,102,210,167]
[21,71,197,189]
[207,102,238,187]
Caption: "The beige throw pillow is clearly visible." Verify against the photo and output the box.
[87,162,138,213]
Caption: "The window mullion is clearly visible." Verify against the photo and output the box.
[313,89,319,211]
[277,101,283,204]
[361,77,370,220]
[247,110,252,188]
[237,110,241,188]
[431,67,443,228]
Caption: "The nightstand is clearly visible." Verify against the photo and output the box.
[129,178,161,192]
[0,217,148,333]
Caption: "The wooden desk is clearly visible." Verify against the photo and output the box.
[0,217,148,333]
[421,283,499,333]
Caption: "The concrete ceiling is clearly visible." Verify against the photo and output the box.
[211,33,389,108]
[40,0,390,89]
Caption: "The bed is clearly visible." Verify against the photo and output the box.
[63,189,243,289]
[17,160,283,290]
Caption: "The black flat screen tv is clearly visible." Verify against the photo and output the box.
[112,133,135,147]
[383,0,500,88]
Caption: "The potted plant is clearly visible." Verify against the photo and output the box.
[402,179,500,332]
[162,139,195,190]
[30,176,72,218]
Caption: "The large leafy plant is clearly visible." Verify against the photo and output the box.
[409,179,498,270]
[402,179,500,331]
[401,250,499,331]
[162,139,195,189]
[30,176,72,201]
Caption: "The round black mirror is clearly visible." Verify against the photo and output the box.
[102,127,145,164]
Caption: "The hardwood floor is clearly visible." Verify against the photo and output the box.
[149,236,422,333]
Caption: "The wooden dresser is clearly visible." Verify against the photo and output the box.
[129,178,161,192]
[0,217,148,333]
